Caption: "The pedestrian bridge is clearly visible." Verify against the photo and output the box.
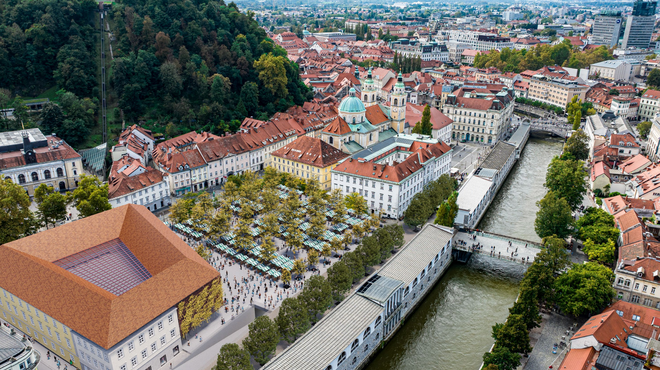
[529,123,570,138]
[452,230,543,266]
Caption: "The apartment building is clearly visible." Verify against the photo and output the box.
[615,258,660,309]
[589,60,633,82]
[591,11,622,48]
[108,157,171,212]
[527,67,589,108]
[443,84,515,144]
[444,30,513,51]
[638,90,660,122]
[390,40,449,62]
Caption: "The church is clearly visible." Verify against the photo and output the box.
[321,68,453,154]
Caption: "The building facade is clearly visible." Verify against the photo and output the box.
[108,157,171,212]
[622,0,657,49]
[614,258,660,309]
[638,90,660,122]
[390,40,449,62]
[591,12,622,48]
[527,73,589,108]
[0,129,82,196]
[589,60,633,81]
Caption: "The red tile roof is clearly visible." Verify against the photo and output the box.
[0,135,81,170]
[271,136,348,168]
[571,311,629,347]
[108,166,166,199]
[0,205,219,349]
[323,116,352,135]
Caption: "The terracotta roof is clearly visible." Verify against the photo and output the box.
[0,135,81,170]
[591,161,610,181]
[620,154,651,174]
[364,105,389,126]
[571,311,629,347]
[405,104,452,130]
[0,205,219,349]
[642,90,660,100]
[615,210,641,232]
[108,166,166,199]
[603,300,660,327]
[271,136,348,168]
[620,258,660,281]
[557,347,597,370]
[610,133,638,148]
[323,116,352,135]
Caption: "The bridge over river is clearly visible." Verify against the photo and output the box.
[453,230,542,265]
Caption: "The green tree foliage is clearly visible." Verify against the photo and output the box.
[345,192,368,215]
[69,174,111,218]
[110,1,310,129]
[34,184,68,229]
[411,105,433,135]
[638,121,652,139]
[582,239,616,265]
[482,346,521,370]
[327,261,352,301]
[0,0,98,95]
[0,178,36,243]
[342,251,365,283]
[648,71,660,88]
[493,314,532,354]
[298,275,332,322]
[434,191,458,227]
[576,207,619,264]
[544,157,587,210]
[534,191,574,239]
[38,92,96,146]
[555,262,615,317]
[215,343,252,370]
[474,43,612,73]
[242,316,280,365]
[563,130,589,161]
[276,297,310,343]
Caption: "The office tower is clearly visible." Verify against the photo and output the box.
[592,11,622,47]
[622,0,657,49]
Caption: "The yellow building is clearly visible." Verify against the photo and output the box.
[268,136,349,189]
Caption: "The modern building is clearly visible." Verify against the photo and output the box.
[0,128,82,195]
[502,11,524,21]
[591,11,623,48]
[268,136,349,190]
[262,223,454,370]
[107,156,171,212]
[444,30,513,52]
[622,0,657,49]
[589,60,633,81]
[443,84,515,144]
[0,328,38,370]
[331,135,452,218]
[0,205,220,370]
[638,89,660,122]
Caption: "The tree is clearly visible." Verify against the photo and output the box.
[327,261,352,301]
[638,121,652,139]
[411,105,433,135]
[648,71,660,88]
[210,74,231,104]
[0,178,36,243]
[345,192,368,215]
[434,191,458,227]
[195,244,211,260]
[404,193,432,228]
[160,61,183,96]
[169,198,194,224]
[242,316,279,365]
[292,258,306,277]
[582,239,616,264]
[307,249,319,268]
[482,346,521,370]
[572,109,582,131]
[342,251,365,283]
[39,102,65,137]
[69,175,112,218]
[299,275,332,321]
[554,262,615,317]
[254,53,288,98]
[215,343,252,370]
[566,95,581,124]
[493,314,532,354]
[34,184,68,229]
[563,130,589,161]
[276,297,310,343]
[534,191,573,239]
[281,268,291,286]
[544,157,587,210]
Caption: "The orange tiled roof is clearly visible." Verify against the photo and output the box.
[0,205,219,349]
[271,136,348,168]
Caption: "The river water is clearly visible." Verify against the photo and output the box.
[364,138,563,370]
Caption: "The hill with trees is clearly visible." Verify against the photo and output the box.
[109,0,311,134]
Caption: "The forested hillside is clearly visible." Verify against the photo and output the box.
[0,0,98,97]
[110,0,311,133]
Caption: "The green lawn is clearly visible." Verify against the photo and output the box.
[36,86,61,102]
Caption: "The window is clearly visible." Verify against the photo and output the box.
[160,336,166,345]
[160,355,167,367]
[131,357,137,367]
[138,334,144,344]
[168,314,173,324]
[117,349,124,359]
[617,278,624,285]
[151,343,157,352]
[18,174,25,184]
[66,338,71,348]
[173,346,179,356]
[352,357,357,365]
[644,298,654,307]
[121,365,126,370]
[653,287,656,295]
[633,315,641,321]
[635,283,640,290]
[44,170,51,179]
[338,352,347,365]
[141,350,147,359]
[351,339,359,353]
[170,329,176,338]
[158,322,163,331]
[413,278,418,287]
[31,172,38,182]
[644,285,648,293]
[375,316,381,326]
[632,295,641,303]
[57,168,64,177]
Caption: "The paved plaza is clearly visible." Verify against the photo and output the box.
[524,312,586,370]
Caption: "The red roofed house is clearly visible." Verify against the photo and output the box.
[108,156,171,212]
[111,124,155,165]
[404,103,453,143]
[639,89,660,121]
[590,161,611,192]
[331,134,452,218]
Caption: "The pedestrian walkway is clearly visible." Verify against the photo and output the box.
[454,231,541,265]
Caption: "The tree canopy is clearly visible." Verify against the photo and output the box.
[554,262,615,317]
[0,178,36,243]
[563,130,589,161]
[534,191,574,239]
[242,315,279,365]
[544,157,587,210]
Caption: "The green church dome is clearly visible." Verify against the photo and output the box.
[339,88,366,113]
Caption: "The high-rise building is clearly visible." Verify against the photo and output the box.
[592,11,623,47]
[622,0,657,49]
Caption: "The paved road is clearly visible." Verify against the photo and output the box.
[524,313,586,370]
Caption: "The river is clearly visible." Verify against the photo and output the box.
[364,138,563,370]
